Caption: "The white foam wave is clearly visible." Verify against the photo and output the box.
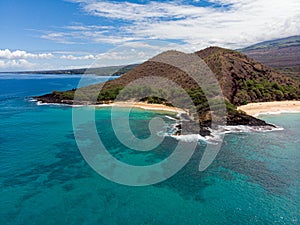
[171,133,220,145]
[172,134,205,142]
[165,115,178,121]
[168,124,284,144]
[35,101,97,108]
[215,125,284,134]
[254,110,300,117]
[36,101,72,107]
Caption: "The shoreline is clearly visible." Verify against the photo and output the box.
[237,101,300,117]
[35,99,284,133]
[36,98,300,118]
[36,99,187,115]
[97,102,187,114]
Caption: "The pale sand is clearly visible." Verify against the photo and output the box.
[95,101,187,114]
[237,101,300,117]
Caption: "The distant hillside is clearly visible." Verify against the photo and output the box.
[3,64,138,76]
[240,36,300,79]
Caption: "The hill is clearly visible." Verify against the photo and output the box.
[240,36,300,79]
[197,47,299,105]
[35,47,300,134]
[63,47,298,105]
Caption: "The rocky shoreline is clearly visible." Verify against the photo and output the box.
[35,94,75,105]
[173,111,275,137]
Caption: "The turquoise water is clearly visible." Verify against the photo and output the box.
[0,74,299,224]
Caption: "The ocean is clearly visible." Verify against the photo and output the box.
[0,73,299,224]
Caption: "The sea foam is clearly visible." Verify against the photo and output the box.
[169,123,284,144]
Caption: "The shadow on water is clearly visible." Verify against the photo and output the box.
[154,142,210,202]
[155,133,291,201]
[1,137,93,197]
[213,134,290,195]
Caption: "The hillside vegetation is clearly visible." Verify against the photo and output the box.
[197,47,300,105]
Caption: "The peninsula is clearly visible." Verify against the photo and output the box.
[35,47,300,135]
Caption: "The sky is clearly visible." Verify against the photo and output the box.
[0,0,299,71]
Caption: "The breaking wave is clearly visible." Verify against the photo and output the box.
[168,124,284,144]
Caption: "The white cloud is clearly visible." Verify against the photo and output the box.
[0,49,53,60]
[54,40,205,68]
[64,25,113,31]
[41,29,135,45]
[66,0,300,49]
[87,40,187,67]
[20,0,298,71]
[53,50,95,55]
[0,59,35,69]
[82,1,209,21]
[60,49,151,63]
[40,32,78,44]
[60,54,96,60]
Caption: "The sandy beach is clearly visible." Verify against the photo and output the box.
[238,101,300,117]
[96,101,300,117]
[96,101,187,114]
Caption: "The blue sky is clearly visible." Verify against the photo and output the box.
[0,0,299,71]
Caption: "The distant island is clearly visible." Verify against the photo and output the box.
[35,46,300,136]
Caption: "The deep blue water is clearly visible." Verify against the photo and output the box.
[0,74,299,224]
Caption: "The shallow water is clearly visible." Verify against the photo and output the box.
[0,74,299,224]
